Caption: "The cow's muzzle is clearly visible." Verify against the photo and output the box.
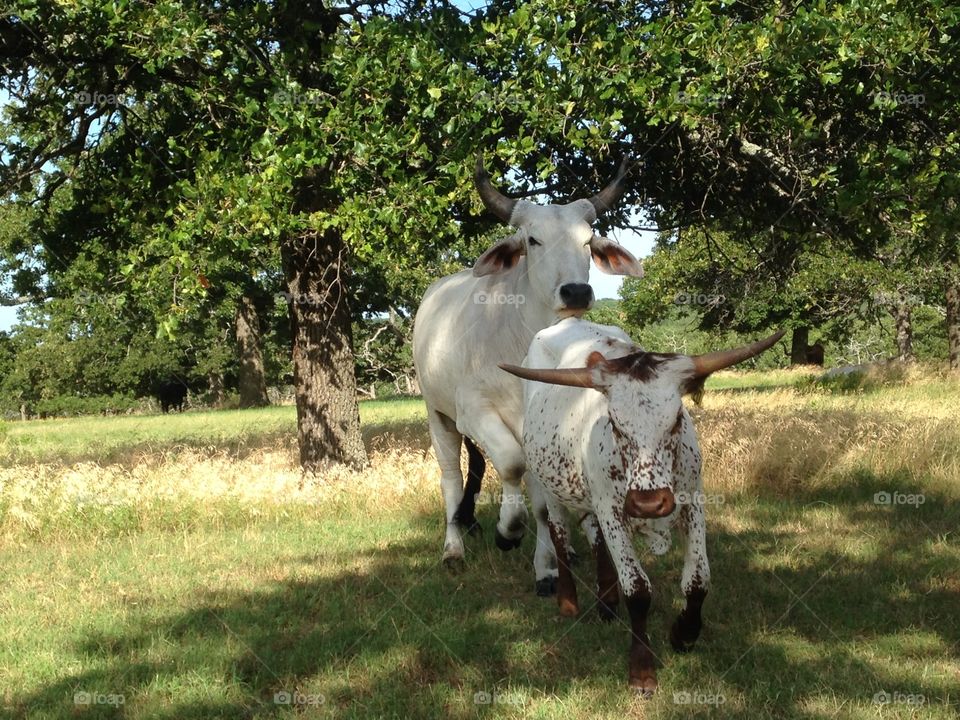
[624,488,675,519]
[559,283,594,311]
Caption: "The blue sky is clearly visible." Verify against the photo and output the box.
[0,305,18,332]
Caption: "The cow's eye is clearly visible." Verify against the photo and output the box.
[528,237,541,247]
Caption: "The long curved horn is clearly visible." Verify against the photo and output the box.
[588,156,631,217]
[690,330,786,378]
[475,156,517,223]
[499,363,596,388]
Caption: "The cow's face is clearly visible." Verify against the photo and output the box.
[598,355,696,519]
[473,160,644,316]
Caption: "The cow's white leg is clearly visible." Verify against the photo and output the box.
[670,497,710,652]
[580,513,620,621]
[427,410,467,571]
[594,506,657,697]
[454,405,528,547]
[527,473,561,596]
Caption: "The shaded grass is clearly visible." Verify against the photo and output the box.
[1,374,958,718]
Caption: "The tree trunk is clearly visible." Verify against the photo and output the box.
[790,326,810,366]
[19,403,28,421]
[893,292,914,362]
[208,371,225,407]
[282,226,367,471]
[947,269,960,371]
[236,293,269,408]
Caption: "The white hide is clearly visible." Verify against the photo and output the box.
[413,197,643,583]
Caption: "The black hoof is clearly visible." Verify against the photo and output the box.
[568,548,579,565]
[597,601,618,622]
[535,576,557,596]
[669,616,701,653]
[494,527,522,552]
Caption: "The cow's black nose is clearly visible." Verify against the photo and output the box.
[559,283,594,310]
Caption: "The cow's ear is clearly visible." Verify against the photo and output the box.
[473,235,525,277]
[589,236,644,277]
[586,351,609,370]
[585,351,614,390]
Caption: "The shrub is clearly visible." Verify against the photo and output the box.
[33,393,140,417]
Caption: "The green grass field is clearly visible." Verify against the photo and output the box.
[1,368,958,719]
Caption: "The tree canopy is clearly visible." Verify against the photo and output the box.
[2,0,958,463]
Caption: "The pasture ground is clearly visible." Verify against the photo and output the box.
[1,366,958,719]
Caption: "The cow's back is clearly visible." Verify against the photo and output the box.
[413,265,537,424]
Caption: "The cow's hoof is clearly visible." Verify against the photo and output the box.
[567,548,579,565]
[441,553,465,574]
[494,527,522,552]
[558,598,579,617]
[669,616,701,653]
[534,576,557,596]
[597,601,618,622]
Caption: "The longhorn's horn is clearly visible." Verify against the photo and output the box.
[588,155,631,216]
[499,363,596,388]
[475,156,517,223]
[689,329,786,378]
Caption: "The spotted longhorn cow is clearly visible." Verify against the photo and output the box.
[412,158,644,593]
[501,318,783,693]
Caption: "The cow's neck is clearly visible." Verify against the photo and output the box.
[509,258,559,339]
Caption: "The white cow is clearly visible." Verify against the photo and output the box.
[412,158,644,593]
[501,318,783,693]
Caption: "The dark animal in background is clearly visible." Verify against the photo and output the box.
[157,381,188,413]
[806,342,825,366]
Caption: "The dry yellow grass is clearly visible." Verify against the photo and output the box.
[3,370,957,540]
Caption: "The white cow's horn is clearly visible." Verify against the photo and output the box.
[588,155,631,216]
[475,156,517,223]
[689,330,786,378]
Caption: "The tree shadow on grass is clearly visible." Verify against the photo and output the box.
[10,475,959,719]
